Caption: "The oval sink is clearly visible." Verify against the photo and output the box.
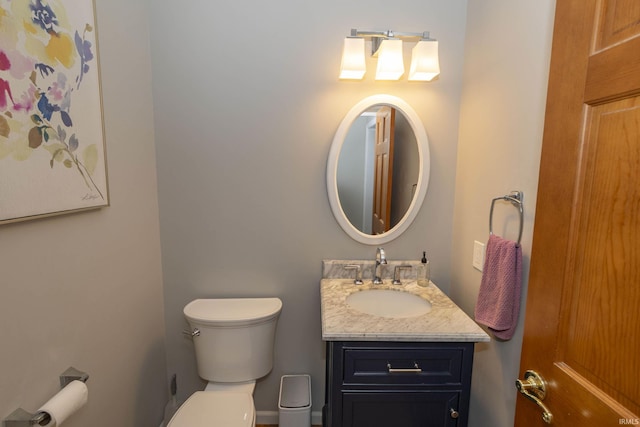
[346,289,432,318]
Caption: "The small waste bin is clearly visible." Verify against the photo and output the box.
[278,374,311,427]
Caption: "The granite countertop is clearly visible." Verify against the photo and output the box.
[320,263,490,342]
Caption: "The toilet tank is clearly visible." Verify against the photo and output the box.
[184,298,282,382]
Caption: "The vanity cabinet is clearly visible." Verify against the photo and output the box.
[323,341,475,427]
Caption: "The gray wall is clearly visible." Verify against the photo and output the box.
[338,115,369,232]
[451,2,556,426]
[392,112,420,226]
[0,1,167,426]
[149,0,469,414]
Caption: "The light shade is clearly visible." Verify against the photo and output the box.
[375,39,404,80]
[339,37,366,80]
[409,40,440,81]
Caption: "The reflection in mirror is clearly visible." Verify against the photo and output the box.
[327,95,430,245]
[336,106,419,234]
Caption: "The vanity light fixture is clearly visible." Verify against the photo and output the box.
[339,37,366,79]
[409,39,440,81]
[375,38,404,80]
[339,29,440,82]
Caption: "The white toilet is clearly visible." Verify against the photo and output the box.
[168,297,283,427]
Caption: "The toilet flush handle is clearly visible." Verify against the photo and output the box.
[183,328,200,338]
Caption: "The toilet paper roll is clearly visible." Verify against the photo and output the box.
[37,380,88,426]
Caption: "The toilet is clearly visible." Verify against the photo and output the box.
[168,297,283,427]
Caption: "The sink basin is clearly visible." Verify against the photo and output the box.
[345,289,432,318]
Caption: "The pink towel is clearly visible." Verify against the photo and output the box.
[474,234,522,340]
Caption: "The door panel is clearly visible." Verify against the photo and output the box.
[563,98,640,413]
[597,0,640,49]
[515,0,640,425]
[372,106,395,235]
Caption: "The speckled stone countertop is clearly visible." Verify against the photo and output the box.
[321,260,490,342]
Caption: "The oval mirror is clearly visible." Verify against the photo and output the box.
[327,95,430,244]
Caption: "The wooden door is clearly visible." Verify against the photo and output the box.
[372,106,395,235]
[515,0,640,425]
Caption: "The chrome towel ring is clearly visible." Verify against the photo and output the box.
[489,191,524,245]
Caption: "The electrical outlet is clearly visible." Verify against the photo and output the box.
[473,240,485,271]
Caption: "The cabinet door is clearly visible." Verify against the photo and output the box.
[341,391,460,427]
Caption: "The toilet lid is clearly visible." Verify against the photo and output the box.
[184,298,282,326]
[168,391,254,427]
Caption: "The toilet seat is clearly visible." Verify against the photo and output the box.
[167,391,254,427]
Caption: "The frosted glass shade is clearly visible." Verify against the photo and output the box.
[409,40,440,81]
[339,37,366,80]
[375,39,404,80]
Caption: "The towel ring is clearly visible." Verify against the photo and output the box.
[489,191,523,245]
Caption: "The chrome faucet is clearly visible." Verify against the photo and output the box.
[373,247,387,284]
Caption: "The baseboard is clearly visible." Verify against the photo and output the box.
[164,409,322,426]
[256,410,323,426]
[256,411,279,424]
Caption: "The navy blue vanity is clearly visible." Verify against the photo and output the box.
[324,341,475,427]
[320,266,489,427]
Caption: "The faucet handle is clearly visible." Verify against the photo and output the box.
[392,265,413,285]
[344,264,363,285]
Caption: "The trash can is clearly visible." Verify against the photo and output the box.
[278,374,311,427]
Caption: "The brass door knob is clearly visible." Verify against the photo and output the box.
[515,370,553,424]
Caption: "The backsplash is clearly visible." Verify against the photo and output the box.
[322,259,423,280]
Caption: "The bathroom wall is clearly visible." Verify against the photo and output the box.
[149,0,469,417]
[0,1,167,426]
[451,2,556,426]
[338,115,369,232]
[391,113,420,227]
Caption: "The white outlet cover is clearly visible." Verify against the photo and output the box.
[473,240,485,271]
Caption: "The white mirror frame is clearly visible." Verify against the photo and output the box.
[327,94,431,245]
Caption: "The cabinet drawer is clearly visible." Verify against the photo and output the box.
[343,347,464,386]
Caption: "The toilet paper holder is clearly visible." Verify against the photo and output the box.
[2,367,89,427]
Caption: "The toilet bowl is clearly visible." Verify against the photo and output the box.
[167,297,282,427]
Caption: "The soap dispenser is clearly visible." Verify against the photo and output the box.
[417,251,430,287]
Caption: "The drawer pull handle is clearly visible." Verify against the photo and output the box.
[387,362,422,373]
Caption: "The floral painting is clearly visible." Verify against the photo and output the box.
[0,0,107,224]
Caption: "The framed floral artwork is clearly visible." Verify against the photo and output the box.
[0,0,108,224]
